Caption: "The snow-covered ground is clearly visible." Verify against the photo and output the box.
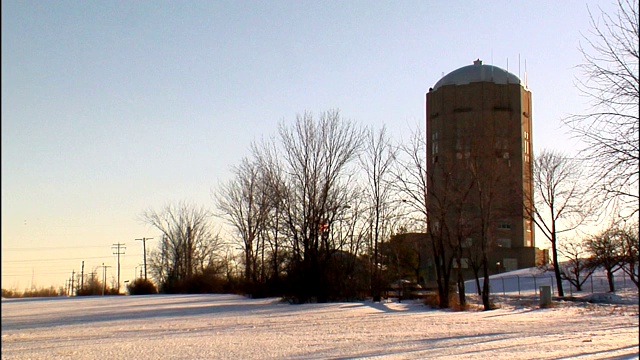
[2,269,638,360]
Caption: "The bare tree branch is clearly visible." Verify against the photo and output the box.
[564,0,639,218]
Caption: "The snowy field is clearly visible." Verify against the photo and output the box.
[2,269,639,359]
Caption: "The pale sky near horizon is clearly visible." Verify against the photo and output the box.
[1,0,616,290]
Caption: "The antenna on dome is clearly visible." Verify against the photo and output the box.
[524,59,528,89]
[518,53,521,80]
[506,57,509,84]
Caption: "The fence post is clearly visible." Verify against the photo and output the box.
[517,275,521,296]
[590,275,594,293]
[550,275,554,295]
[502,277,506,296]
[533,276,538,295]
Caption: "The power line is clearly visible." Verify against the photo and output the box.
[3,245,108,251]
[1,271,72,276]
[2,255,115,263]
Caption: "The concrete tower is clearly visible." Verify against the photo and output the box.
[426,59,539,273]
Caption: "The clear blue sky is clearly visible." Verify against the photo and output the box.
[1,0,614,290]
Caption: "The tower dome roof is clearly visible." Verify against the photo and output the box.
[432,59,520,90]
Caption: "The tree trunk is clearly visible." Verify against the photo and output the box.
[481,254,491,310]
[551,238,564,297]
[473,267,482,296]
[606,268,615,292]
[372,236,381,302]
[457,269,466,309]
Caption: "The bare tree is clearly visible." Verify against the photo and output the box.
[141,201,222,292]
[392,125,428,223]
[466,145,514,310]
[215,157,271,292]
[450,178,475,308]
[393,124,475,308]
[565,0,639,218]
[393,123,477,308]
[251,139,289,291]
[586,223,626,292]
[360,125,397,302]
[559,240,597,292]
[427,158,474,309]
[615,221,639,288]
[622,224,640,288]
[464,239,485,296]
[392,126,446,302]
[258,109,365,302]
[529,149,593,297]
[76,268,104,296]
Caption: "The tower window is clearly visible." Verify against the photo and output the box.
[498,222,511,230]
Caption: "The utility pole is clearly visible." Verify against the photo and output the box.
[101,263,112,296]
[112,243,126,293]
[80,261,85,293]
[135,237,153,280]
[70,270,75,296]
[89,271,96,292]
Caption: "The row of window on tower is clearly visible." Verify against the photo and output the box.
[429,131,531,163]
